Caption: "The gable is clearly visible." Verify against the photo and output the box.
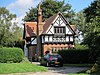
[45,13,75,35]
[24,22,37,37]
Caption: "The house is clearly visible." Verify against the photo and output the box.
[23,4,76,61]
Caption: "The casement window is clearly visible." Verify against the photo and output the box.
[54,27,65,34]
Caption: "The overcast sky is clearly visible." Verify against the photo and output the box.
[0,0,94,26]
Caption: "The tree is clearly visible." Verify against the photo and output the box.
[83,0,100,73]
[83,0,100,49]
[23,0,75,22]
[0,7,22,47]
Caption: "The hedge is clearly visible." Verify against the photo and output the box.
[58,49,99,64]
[0,47,24,63]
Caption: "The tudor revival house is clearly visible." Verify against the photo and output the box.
[23,5,77,60]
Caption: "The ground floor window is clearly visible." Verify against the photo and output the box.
[51,47,67,53]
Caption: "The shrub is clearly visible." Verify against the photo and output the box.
[75,44,89,50]
[97,57,100,73]
[58,49,99,64]
[0,47,24,63]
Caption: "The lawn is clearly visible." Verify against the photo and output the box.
[0,63,47,74]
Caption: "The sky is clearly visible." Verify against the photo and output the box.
[0,0,94,27]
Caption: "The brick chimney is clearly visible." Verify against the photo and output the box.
[38,3,42,23]
[36,3,43,57]
[37,3,44,35]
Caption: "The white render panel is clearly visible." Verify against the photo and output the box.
[48,31,52,34]
[49,36,52,42]
[55,19,59,25]
[61,22,66,26]
[68,31,73,34]
[48,26,54,34]
[46,25,54,34]
[70,36,73,41]
[66,27,69,34]
[66,36,69,42]
[53,23,58,26]
[66,26,72,34]
[31,38,37,44]
[45,36,48,42]
[42,36,44,43]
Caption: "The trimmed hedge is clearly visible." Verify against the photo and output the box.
[0,47,24,63]
[58,49,99,64]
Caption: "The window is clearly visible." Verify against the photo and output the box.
[54,27,65,34]
[52,48,57,53]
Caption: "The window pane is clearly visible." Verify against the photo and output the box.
[54,27,65,34]
[63,27,65,33]
[54,28,56,33]
[57,28,59,33]
[60,28,61,33]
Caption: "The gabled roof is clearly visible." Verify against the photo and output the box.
[24,22,37,37]
[42,14,57,34]
[42,12,75,35]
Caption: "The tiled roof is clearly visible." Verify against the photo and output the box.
[24,22,37,37]
[70,25,78,36]
[42,14,57,34]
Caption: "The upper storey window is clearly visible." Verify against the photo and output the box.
[54,27,65,35]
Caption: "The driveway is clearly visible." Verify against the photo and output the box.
[29,62,91,75]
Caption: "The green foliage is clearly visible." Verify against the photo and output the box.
[0,47,24,63]
[75,44,89,50]
[58,49,98,64]
[0,63,47,74]
[83,32,100,50]
[21,57,30,63]
[83,0,100,45]
[96,57,100,74]
[73,11,87,35]
[23,0,75,22]
[0,7,22,47]
[83,0,100,73]
[84,0,100,23]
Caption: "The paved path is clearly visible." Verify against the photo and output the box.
[1,62,91,75]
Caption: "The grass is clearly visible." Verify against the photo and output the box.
[0,63,47,74]
[64,64,93,67]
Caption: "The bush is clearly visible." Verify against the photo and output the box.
[97,57,100,73]
[0,47,24,63]
[58,49,99,64]
[75,44,89,50]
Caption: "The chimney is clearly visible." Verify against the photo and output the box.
[36,2,43,57]
[38,3,42,23]
[37,3,43,35]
